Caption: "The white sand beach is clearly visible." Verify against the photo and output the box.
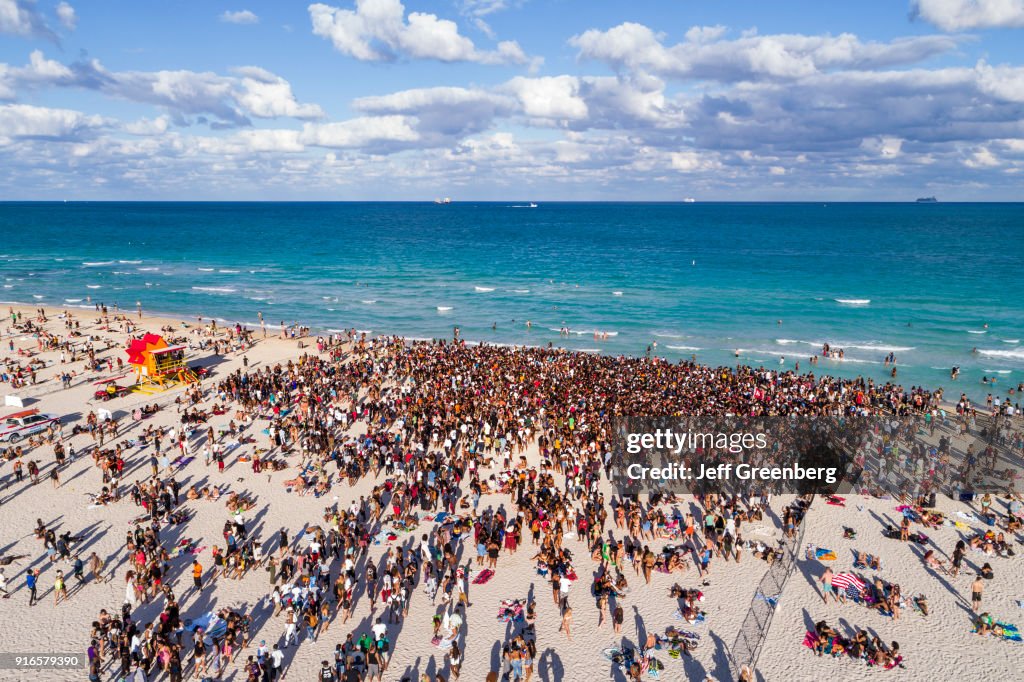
[1,303,1022,682]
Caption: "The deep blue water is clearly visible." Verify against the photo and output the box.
[1,202,1021,401]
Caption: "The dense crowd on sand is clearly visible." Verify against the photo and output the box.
[1,304,1023,682]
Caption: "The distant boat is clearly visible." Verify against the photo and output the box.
[683,197,696,203]
[529,202,538,208]
[434,197,452,205]
[915,196,937,203]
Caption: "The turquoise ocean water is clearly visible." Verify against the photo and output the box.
[1,202,1021,401]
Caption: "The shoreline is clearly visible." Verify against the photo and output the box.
[4,301,1008,421]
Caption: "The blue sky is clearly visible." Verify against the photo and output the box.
[1,0,1023,199]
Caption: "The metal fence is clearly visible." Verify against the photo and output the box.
[728,501,810,681]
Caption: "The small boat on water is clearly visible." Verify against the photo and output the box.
[529,202,538,208]
[915,196,937,203]
[683,197,696,203]
[434,197,452,205]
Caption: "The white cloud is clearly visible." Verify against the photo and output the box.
[232,67,325,119]
[300,115,420,148]
[123,116,169,136]
[912,0,1024,31]
[56,2,76,30]
[0,103,105,138]
[235,129,304,152]
[964,146,1000,167]
[861,136,905,157]
[308,0,530,65]
[0,0,54,38]
[355,85,514,137]
[669,150,722,171]
[571,22,960,81]
[2,53,323,126]
[221,10,259,25]
[974,60,1024,102]
[504,76,588,120]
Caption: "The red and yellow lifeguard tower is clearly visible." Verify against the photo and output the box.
[126,333,198,391]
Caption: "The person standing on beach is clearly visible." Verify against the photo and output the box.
[971,575,984,611]
[821,567,835,604]
[192,559,204,592]
[53,569,67,604]
[25,568,38,606]
[88,551,106,583]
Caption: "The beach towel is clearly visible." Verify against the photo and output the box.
[472,569,495,585]
[815,548,837,560]
[972,621,1022,641]
[434,512,449,523]
[853,554,881,570]
[831,572,866,597]
[802,631,817,651]
[672,610,706,624]
[827,496,846,507]
[173,456,194,469]
[755,591,779,607]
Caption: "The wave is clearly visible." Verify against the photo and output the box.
[653,332,688,340]
[86,285,102,289]
[968,330,987,334]
[219,269,240,274]
[360,300,377,304]
[64,298,82,303]
[82,261,113,266]
[2,284,12,288]
[32,294,45,299]
[436,306,453,312]
[835,298,870,306]
[138,267,159,271]
[575,348,601,353]
[978,348,1024,361]
[118,260,142,264]
[983,369,1012,374]
[845,343,915,352]
[474,286,495,292]
[1004,339,1020,344]
[775,339,800,345]
[510,289,530,294]
[192,286,237,293]
[666,345,702,351]
[612,291,623,296]
[548,328,619,337]
[197,267,214,272]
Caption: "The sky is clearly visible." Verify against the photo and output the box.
[1,0,1023,200]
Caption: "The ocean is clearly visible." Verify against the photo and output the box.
[1,201,1021,402]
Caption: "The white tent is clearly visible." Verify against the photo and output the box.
[4,395,24,408]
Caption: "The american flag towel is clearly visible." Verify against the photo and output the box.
[831,572,866,598]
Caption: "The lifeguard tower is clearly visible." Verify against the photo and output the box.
[126,333,198,392]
